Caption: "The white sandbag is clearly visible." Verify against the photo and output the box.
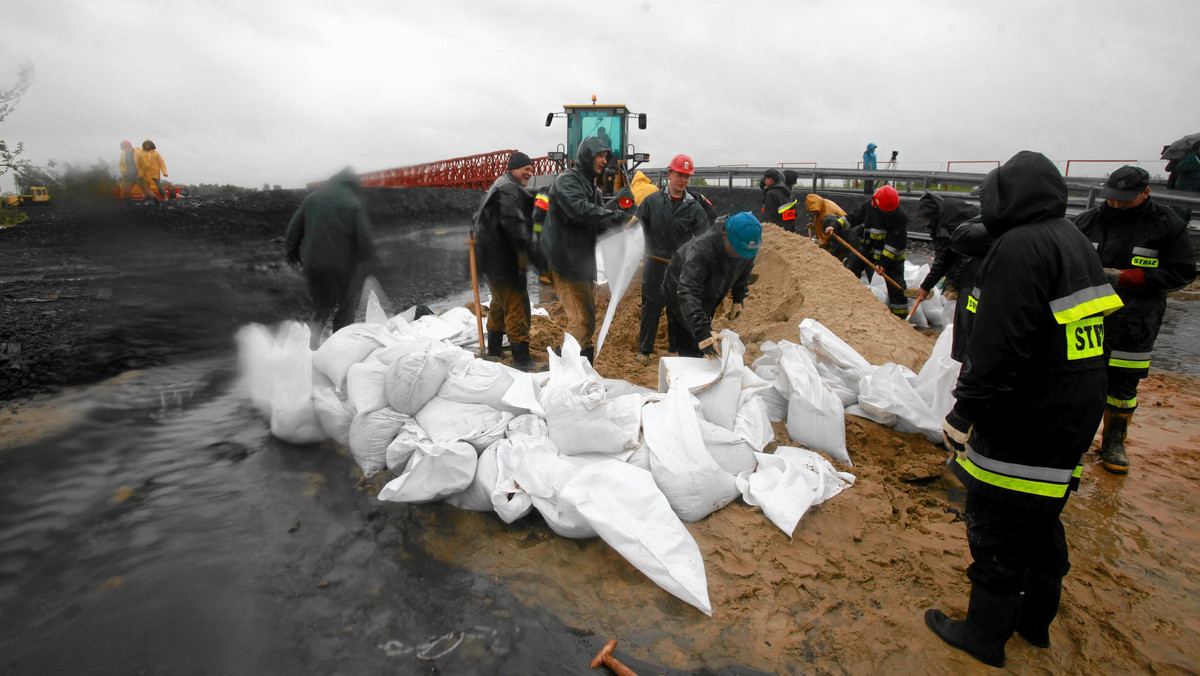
[415,396,512,452]
[345,359,390,416]
[541,335,640,456]
[312,384,353,446]
[499,370,548,417]
[489,437,538,523]
[378,438,478,504]
[699,389,773,475]
[915,325,961,420]
[736,446,856,538]
[312,323,396,390]
[602,378,656,399]
[560,460,712,616]
[439,357,520,412]
[856,363,943,443]
[642,385,740,522]
[385,417,432,473]
[509,439,596,538]
[506,413,549,439]
[626,438,652,472]
[235,323,278,417]
[798,319,875,385]
[364,289,388,326]
[348,408,409,477]
[779,342,850,465]
[656,331,748,430]
[595,224,645,357]
[751,342,790,422]
[446,442,499,512]
[267,322,326,444]
[365,333,448,367]
[411,306,478,346]
[385,351,452,415]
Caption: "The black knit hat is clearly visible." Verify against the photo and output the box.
[507,152,533,171]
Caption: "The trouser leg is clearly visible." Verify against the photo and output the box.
[552,271,595,349]
[883,258,909,317]
[639,260,667,355]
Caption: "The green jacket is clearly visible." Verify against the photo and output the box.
[285,168,376,278]
[539,136,626,282]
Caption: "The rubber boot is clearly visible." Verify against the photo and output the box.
[580,346,595,366]
[1016,575,1062,649]
[1100,407,1132,474]
[485,331,505,361]
[925,585,1021,668]
[509,342,544,373]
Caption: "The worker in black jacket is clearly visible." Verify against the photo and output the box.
[540,136,634,363]
[928,151,1123,668]
[914,192,979,304]
[474,151,539,371]
[664,212,760,358]
[636,154,710,363]
[758,168,798,231]
[826,185,909,317]
[944,216,993,363]
[1073,166,1196,474]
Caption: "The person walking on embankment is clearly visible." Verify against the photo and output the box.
[1073,165,1196,474]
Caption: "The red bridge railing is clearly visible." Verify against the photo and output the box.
[354,150,556,191]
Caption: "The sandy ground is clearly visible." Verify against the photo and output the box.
[436,224,1200,674]
[4,197,1199,673]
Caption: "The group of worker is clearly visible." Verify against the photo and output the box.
[284,142,1194,670]
[117,139,168,204]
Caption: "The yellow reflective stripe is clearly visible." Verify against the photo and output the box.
[1109,357,1150,369]
[778,199,798,214]
[966,295,978,313]
[1107,395,1137,409]
[533,223,542,233]
[1051,285,1124,324]
[955,455,1069,498]
[1065,316,1104,360]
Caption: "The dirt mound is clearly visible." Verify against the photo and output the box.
[528,222,934,389]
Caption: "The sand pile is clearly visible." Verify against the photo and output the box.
[528,222,935,390]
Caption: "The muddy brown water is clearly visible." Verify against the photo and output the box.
[1,220,1197,675]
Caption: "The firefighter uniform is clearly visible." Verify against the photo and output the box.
[840,195,909,317]
[759,169,798,232]
[927,151,1123,668]
[636,187,708,356]
[1073,169,1196,472]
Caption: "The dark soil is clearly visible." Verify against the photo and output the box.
[0,188,480,402]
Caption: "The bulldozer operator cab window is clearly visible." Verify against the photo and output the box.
[570,111,622,159]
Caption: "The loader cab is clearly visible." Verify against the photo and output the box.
[545,98,649,198]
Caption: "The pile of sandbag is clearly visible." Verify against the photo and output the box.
[751,318,961,448]
[235,300,858,617]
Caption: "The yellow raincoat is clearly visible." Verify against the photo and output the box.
[805,193,846,245]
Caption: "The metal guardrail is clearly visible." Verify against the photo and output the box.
[644,166,1200,213]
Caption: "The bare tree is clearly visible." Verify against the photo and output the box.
[0,62,34,181]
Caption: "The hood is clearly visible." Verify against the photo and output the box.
[948,217,993,257]
[805,193,825,211]
[329,166,361,190]
[917,192,941,223]
[866,143,877,152]
[980,151,1066,238]
[576,136,611,180]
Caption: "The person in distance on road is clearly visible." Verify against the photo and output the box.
[118,140,158,203]
[135,139,168,202]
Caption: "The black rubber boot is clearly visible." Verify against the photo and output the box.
[509,342,544,373]
[1016,575,1062,649]
[1100,407,1132,474]
[925,585,1020,668]
[580,346,595,366]
[486,331,505,360]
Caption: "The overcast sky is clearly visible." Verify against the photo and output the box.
[4,0,1198,193]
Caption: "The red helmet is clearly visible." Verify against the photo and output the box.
[120,140,133,150]
[872,185,900,212]
[667,154,695,175]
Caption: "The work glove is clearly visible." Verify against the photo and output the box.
[726,303,743,321]
[697,332,722,358]
[942,410,972,454]
[1118,268,1146,291]
[623,215,639,229]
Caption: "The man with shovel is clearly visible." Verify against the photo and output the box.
[474,151,541,372]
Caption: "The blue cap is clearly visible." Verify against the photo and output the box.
[725,212,762,259]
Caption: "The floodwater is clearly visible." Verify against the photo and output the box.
[1,222,1195,675]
